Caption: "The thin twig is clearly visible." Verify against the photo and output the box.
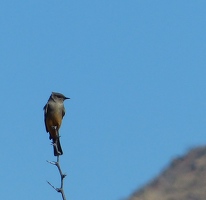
[46,160,56,165]
[46,128,67,200]
[47,181,58,191]
[47,154,67,200]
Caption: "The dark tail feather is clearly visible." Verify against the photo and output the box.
[53,138,63,156]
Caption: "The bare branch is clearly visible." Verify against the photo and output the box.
[47,181,58,191]
[46,128,67,200]
[46,160,56,165]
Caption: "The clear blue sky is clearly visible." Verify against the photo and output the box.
[1,1,206,200]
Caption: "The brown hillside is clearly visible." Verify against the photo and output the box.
[128,146,206,200]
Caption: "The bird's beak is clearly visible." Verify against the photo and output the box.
[65,97,70,100]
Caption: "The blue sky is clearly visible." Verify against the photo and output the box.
[1,1,206,200]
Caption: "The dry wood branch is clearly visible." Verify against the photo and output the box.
[46,128,67,200]
[47,153,67,199]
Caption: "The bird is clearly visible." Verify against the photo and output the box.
[43,92,70,156]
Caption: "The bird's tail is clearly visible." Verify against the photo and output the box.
[53,137,63,156]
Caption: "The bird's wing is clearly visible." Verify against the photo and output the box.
[62,106,66,118]
[43,103,49,132]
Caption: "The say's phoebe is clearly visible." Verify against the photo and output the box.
[43,92,70,156]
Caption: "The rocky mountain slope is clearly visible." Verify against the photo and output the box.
[128,146,206,200]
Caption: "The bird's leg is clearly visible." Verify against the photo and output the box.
[51,126,57,131]
[51,126,61,156]
[53,141,60,155]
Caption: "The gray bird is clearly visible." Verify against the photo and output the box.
[43,92,70,156]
